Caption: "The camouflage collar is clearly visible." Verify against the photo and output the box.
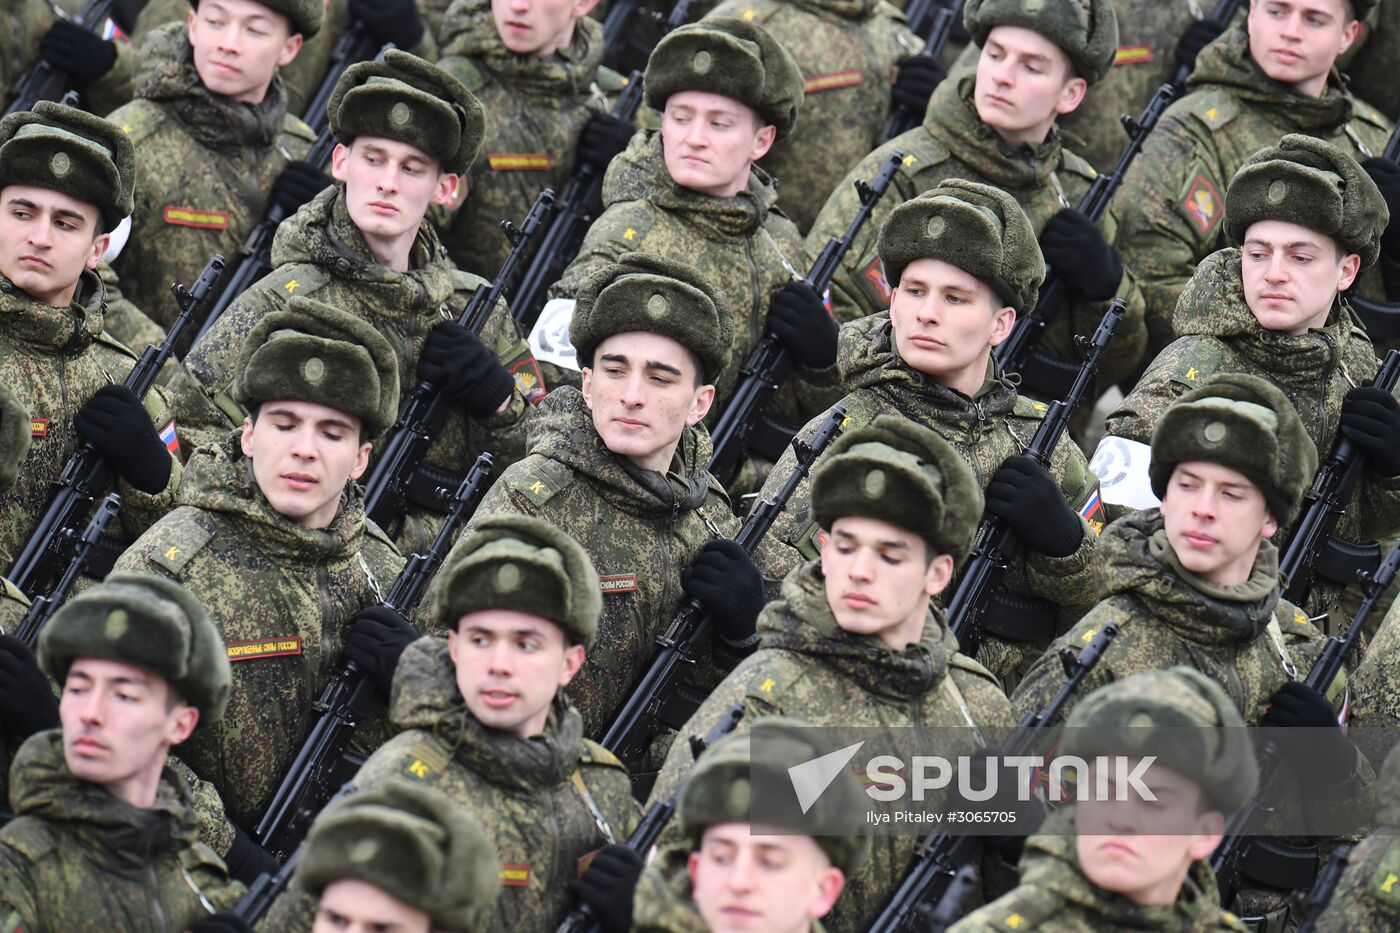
[0,267,104,355]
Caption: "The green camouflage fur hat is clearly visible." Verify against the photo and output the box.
[0,101,135,231]
[231,295,401,440]
[297,780,499,932]
[39,573,231,726]
[811,414,983,564]
[1226,134,1389,269]
[877,180,1044,315]
[189,0,323,36]
[964,0,1119,84]
[680,717,870,873]
[571,251,734,383]
[434,514,602,649]
[329,50,485,175]
[1062,667,1259,812]
[1149,372,1318,526]
[0,383,31,493]
[644,18,804,139]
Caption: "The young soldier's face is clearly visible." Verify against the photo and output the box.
[888,258,1015,395]
[187,0,303,105]
[1160,461,1278,587]
[660,91,777,200]
[974,26,1087,145]
[1075,760,1225,908]
[331,138,460,246]
[688,822,845,933]
[581,331,715,472]
[60,658,198,803]
[492,0,599,57]
[313,879,432,933]
[241,400,372,530]
[819,515,954,651]
[1240,219,1360,336]
[0,185,109,308]
[1247,0,1361,97]
[448,610,585,739]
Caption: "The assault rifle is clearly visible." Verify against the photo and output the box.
[1294,844,1352,933]
[7,255,225,598]
[255,455,493,861]
[879,0,964,142]
[362,190,553,536]
[1212,539,1400,907]
[14,492,121,649]
[870,621,1121,932]
[948,300,1123,659]
[1345,123,1400,342]
[5,0,116,115]
[1170,0,1247,92]
[1279,349,1400,605]
[707,152,903,486]
[601,407,846,773]
[557,703,745,933]
[239,783,357,923]
[599,0,697,75]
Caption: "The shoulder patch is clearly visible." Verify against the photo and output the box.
[595,65,628,96]
[1275,602,1320,639]
[1057,148,1098,182]
[149,520,214,576]
[1180,170,1225,237]
[279,114,316,144]
[446,56,490,93]
[92,329,139,361]
[1368,840,1400,904]
[508,458,575,506]
[1347,94,1390,132]
[1012,394,1052,420]
[948,652,1001,687]
[894,134,952,175]
[2,577,31,606]
[744,656,811,703]
[272,264,330,298]
[1168,343,1221,389]
[603,203,656,248]
[0,817,59,865]
[110,100,168,145]
[717,0,781,22]
[579,739,628,771]
[1190,90,1241,132]
[449,268,493,297]
[364,520,398,553]
[402,738,451,783]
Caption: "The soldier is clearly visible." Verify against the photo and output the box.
[0,573,244,928]
[650,415,1016,932]
[1110,0,1395,359]
[1307,744,1400,932]
[0,0,141,116]
[632,720,869,933]
[262,513,643,932]
[432,0,635,279]
[170,49,539,554]
[0,385,29,496]
[951,668,1255,932]
[756,182,1103,687]
[1014,373,1374,925]
[1098,135,1400,626]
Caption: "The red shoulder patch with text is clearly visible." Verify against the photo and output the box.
[599,574,638,594]
[30,418,49,438]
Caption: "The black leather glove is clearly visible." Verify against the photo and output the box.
[223,825,280,886]
[1340,385,1400,477]
[1174,18,1225,71]
[1262,681,1356,785]
[75,384,172,494]
[683,539,766,651]
[0,635,60,743]
[573,844,644,933]
[985,455,1083,558]
[349,0,425,50]
[891,55,946,117]
[577,112,635,173]
[189,912,256,933]
[270,161,331,216]
[417,322,515,419]
[1362,157,1400,261]
[40,21,118,85]
[111,0,144,34]
[344,605,418,700]
[955,749,1046,863]
[767,281,838,370]
[1039,209,1123,302]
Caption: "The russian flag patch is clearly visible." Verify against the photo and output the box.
[159,419,180,456]
[1078,487,1105,535]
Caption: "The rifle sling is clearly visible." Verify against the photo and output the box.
[1238,838,1320,893]
[982,590,1059,642]
[1313,537,1382,587]
[404,463,470,515]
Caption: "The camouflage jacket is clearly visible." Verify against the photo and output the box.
[0,0,133,117]
[260,636,642,933]
[0,730,243,933]
[1347,598,1400,774]
[169,184,541,555]
[111,432,405,846]
[647,560,1015,933]
[0,578,31,810]
[707,0,921,233]
[107,24,316,327]
[754,312,1103,687]
[949,807,1248,932]
[803,73,1147,389]
[1346,0,1400,121]
[434,0,618,279]
[1309,746,1400,933]
[1110,23,1395,358]
[437,386,741,744]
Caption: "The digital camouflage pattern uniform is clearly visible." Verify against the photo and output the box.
[804,73,1147,391]
[1345,596,1400,771]
[1309,745,1400,933]
[1346,0,1400,121]
[0,0,135,117]
[110,433,405,850]
[706,0,921,233]
[0,579,31,812]
[0,731,244,933]
[169,184,540,555]
[259,636,642,933]
[755,312,1103,686]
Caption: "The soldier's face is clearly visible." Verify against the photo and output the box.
[974,26,1087,146]
[187,0,303,105]
[1075,760,1224,907]
[688,822,845,933]
[819,516,954,651]
[448,610,585,738]
[1160,461,1278,586]
[60,658,198,807]
[492,0,598,56]
[313,879,432,933]
[888,258,1015,396]
[660,92,777,200]
[240,401,373,530]
[1240,219,1360,335]
[332,140,459,253]
[1247,0,1361,96]
[581,331,715,472]
[0,185,109,309]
